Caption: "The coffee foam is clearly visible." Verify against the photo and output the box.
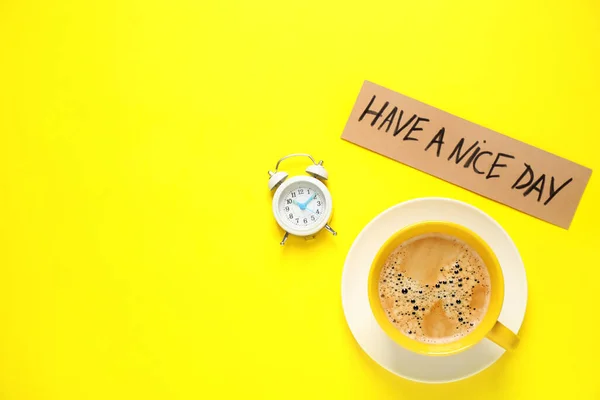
[378,233,491,344]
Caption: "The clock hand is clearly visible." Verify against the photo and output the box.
[302,193,317,207]
[293,199,306,210]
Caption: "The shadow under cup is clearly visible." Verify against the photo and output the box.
[367,221,520,356]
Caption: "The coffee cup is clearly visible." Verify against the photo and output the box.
[368,221,519,356]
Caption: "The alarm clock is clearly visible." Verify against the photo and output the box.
[268,153,337,245]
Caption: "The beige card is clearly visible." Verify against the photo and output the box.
[341,81,592,229]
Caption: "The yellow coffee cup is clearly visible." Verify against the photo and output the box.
[368,221,520,356]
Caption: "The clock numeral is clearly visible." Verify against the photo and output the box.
[307,189,310,194]
[291,192,296,198]
[295,218,299,223]
[316,209,320,214]
[288,213,293,219]
[298,189,304,194]
[286,199,292,204]
[284,206,289,212]
[310,215,316,221]
[303,218,308,224]
[317,201,321,206]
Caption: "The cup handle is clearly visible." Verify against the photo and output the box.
[486,321,520,350]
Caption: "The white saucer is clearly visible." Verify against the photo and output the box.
[341,198,527,383]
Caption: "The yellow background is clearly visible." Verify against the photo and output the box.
[1,0,599,398]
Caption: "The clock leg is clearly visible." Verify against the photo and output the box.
[280,231,289,246]
[324,224,337,236]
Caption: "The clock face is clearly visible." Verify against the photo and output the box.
[277,180,327,230]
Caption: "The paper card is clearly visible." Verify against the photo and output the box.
[341,81,592,229]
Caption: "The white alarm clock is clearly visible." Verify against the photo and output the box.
[268,153,337,245]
